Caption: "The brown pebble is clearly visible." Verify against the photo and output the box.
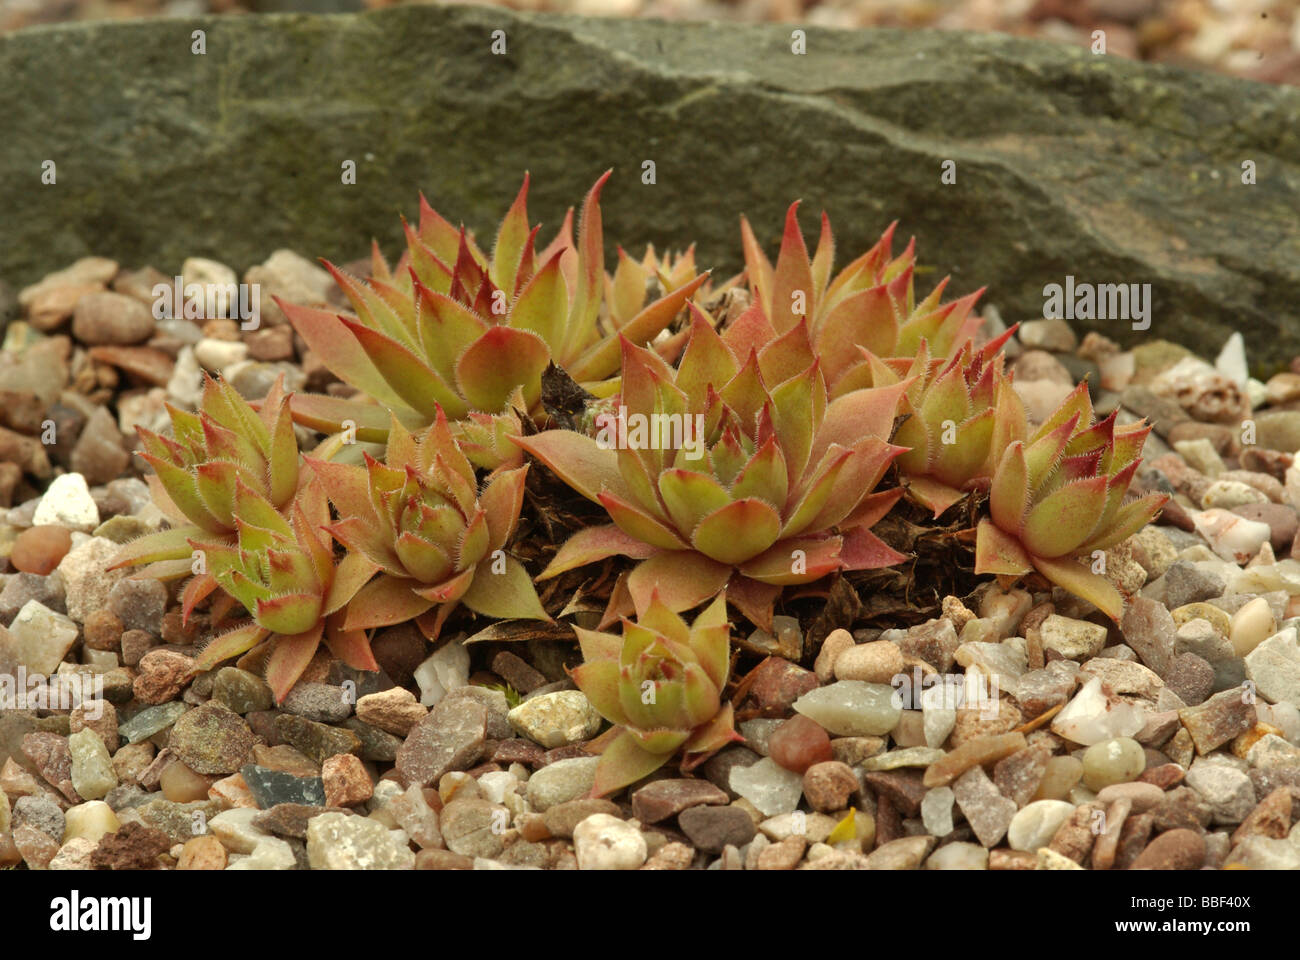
[768,715,833,774]
[415,848,474,870]
[1096,781,1167,811]
[802,761,858,813]
[82,609,124,652]
[1130,827,1205,870]
[10,525,72,575]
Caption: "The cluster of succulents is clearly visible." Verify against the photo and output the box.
[116,173,1166,779]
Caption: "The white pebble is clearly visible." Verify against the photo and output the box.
[573,813,647,870]
[32,473,99,532]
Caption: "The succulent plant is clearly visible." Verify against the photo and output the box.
[513,310,910,629]
[868,332,1024,517]
[280,172,709,451]
[738,202,985,397]
[190,477,379,702]
[307,408,549,639]
[572,593,743,796]
[975,383,1168,620]
[110,374,307,616]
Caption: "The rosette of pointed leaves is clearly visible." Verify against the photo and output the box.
[191,478,378,702]
[866,332,1025,517]
[738,202,985,397]
[975,383,1169,620]
[513,310,911,629]
[280,172,709,449]
[111,374,305,618]
[307,408,549,639]
[572,594,743,797]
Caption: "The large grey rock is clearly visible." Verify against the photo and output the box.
[2,9,1298,363]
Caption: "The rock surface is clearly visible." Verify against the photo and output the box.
[1,8,1296,362]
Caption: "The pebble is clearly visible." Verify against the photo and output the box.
[756,834,807,870]
[227,836,297,870]
[926,841,988,870]
[4,600,78,673]
[169,703,255,774]
[240,764,326,808]
[10,525,72,575]
[1051,677,1147,746]
[209,807,274,854]
[759,811,838,842]
[321,754,373,807]
[814,628,855,682]
[524,757,599,812]
[1018,318,1077,352]
[1007,800,1077,851]
[1130,827,1205,869]
[953,766,1017,848]
[1094,781,1165,812]
[1194,509,1271,564]
[23,731,78,802]
[865,834,935,870]
[384,783,442,849]
[630,779,729,824]
[107,578,167,634]
[177,835,228,870]
[921,786,955,836]
[439,798,508,859]
[729,757,805,816]
[56,536,127,621]
[747,657,819,714]
[1229,596,1276,656]
[210,668,274,715]
[1080,737,1145,791]
[833,640,904,684]
[1243,627,1300,706]
[48,837,97,871]
[67,728,117,801]
[802,761,858,812]
[993,742,1054,807]
[507,690,603,748]
[412,639,470,706]
[1178,688,1256,755]
[117,701,187,744]
[677,804,757,853]
[274,715,362,766]
[1120,597,1177,676]
[395,698,487,788]
[792,681,900,736]
[1040,615,1109,661]
[1163,652,1215,706]
[1160,562,1224,609]
[899,618,960,672]
[923,732,1027,788]
[14,826,60,869]
[767,714,833,773]
[573,812,647,870]
[13,794,65,840]
[355,687,427,736]
[1185,762,1256,824]
[306,810,415,870]
[33,473,99,533]
[280,683,352,724]
[72,292,155,346]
